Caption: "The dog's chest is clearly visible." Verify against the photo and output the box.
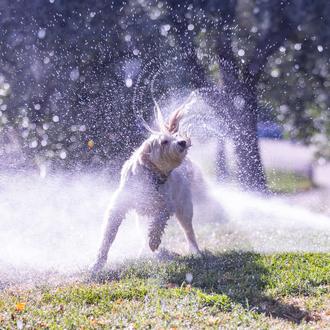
[130,181,175,217]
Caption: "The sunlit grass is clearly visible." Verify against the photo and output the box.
[0,252,329,329]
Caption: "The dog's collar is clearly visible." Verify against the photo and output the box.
[142,161,170,186]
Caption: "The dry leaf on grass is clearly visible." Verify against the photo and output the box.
[15,302,26,312]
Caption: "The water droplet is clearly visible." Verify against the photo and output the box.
[238,49,245,57]
[69,68,80,81]
[150,8,161,20]
[22,117,29,128]
[187,24,194,31]
[30,140,38,148]
[233,96,245,109]
[52,115,59,122]
[186,272,193,283]
[17,319,23,330]
[294,43,302,51]
[271,68,280,78]
[125,78,133,88]
[251,26,258,33]
[160,24,171,36]
[317,45,323,52]
[59,150,67,159]
[37,28,46,39]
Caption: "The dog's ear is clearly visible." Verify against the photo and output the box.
[166,107,185,133]
[153,97,166,132]
[166,91,197,133]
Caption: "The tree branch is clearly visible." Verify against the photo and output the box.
[166,1,209,88]
[212,0,239,87]
[244,3,293,85]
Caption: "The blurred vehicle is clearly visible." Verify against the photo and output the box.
[257,122,283,139]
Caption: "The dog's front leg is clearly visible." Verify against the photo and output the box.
[91,204,127,273]
[148,209,170,252]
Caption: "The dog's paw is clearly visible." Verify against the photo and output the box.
[155,248,180,261]
[149,236,161,252]
[89,259,106,274]
[188,245,202,256]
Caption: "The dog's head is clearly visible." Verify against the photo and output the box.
[140,92,196,175]
[141,131,191,175]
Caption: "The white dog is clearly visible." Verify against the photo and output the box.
[91,93,203,272]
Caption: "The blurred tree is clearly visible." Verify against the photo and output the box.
[189,0,296,192]
[0,0,143,172]
[260,1,330,160]
[163,0,330,191]
[0,0,329,192]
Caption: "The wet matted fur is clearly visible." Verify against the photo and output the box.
[91,93,203,272]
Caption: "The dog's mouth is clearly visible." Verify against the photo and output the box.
[178,144,191,154]
[180,147,188,153]
[176,142,188,153]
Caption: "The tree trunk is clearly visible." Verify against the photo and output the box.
[215,137,229,182]
[230,84,268,193]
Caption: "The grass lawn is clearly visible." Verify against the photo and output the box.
[267,170,313,194]
[0,252,329,329]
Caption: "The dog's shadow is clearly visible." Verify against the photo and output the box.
[90,251,310,324]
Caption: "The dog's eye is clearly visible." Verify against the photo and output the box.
[161,140,169,145]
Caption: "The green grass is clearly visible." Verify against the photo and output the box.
[0,252,329,329]
[267,170,313,194]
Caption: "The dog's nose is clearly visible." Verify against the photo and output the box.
[178,140,187,148]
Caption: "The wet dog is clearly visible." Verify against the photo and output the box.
[91,93,202,272]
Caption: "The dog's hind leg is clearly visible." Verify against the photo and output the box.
[176,205,201,255]
[91,201,127,273]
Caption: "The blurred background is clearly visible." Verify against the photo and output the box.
[0,0,330,276]
[0,0,329,197]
